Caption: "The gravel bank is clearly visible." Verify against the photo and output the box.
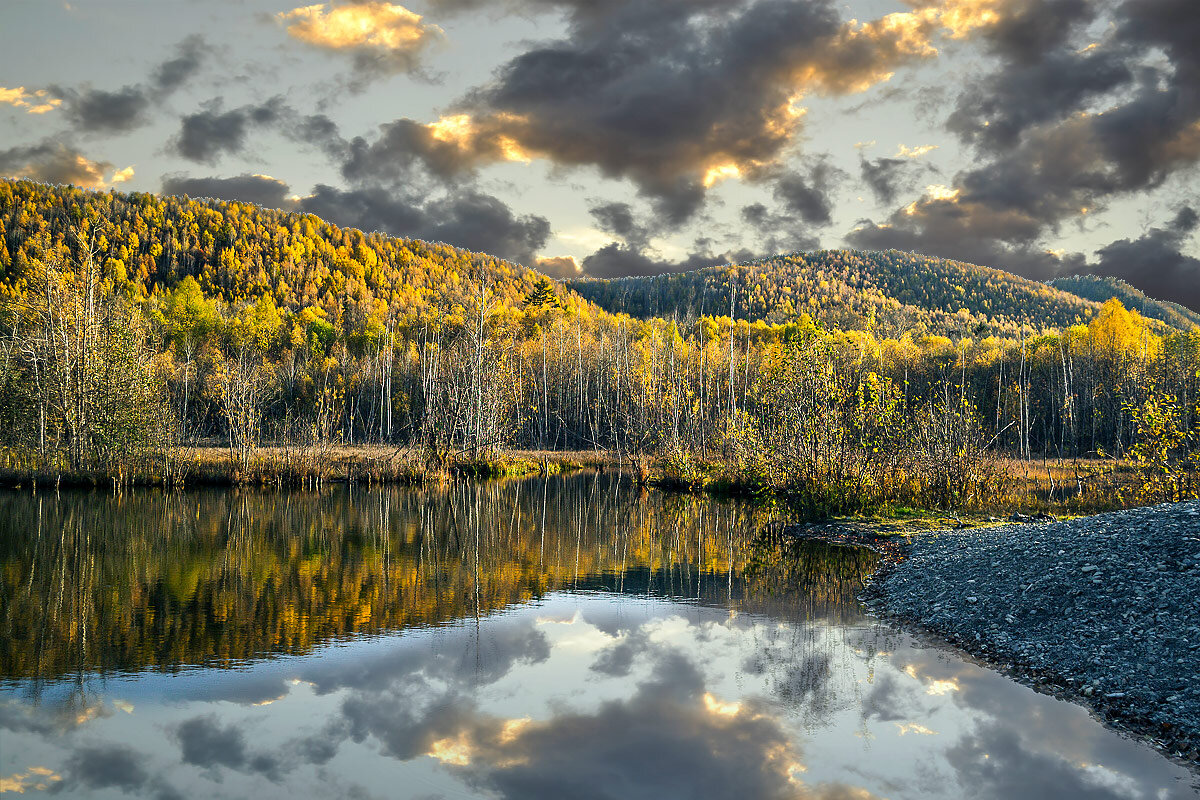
[864,500,1200,768]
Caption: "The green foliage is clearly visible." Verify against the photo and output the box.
[568,249,1144,337]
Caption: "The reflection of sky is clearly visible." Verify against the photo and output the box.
[2,594,1194,799]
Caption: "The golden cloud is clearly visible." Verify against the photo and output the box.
[0,766,62,793]
[0,86,62,115]
[109,165,136,184]
[278,2,441,52]
[895,143,938,159]
[535,255,582,279]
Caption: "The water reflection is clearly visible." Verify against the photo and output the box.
[0,474,1193,799]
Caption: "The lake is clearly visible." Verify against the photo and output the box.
[1,473,1194,798]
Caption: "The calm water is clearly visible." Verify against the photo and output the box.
[0,473,1194,799]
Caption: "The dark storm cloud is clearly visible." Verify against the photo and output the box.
[589,201,652,251]
[162,173,292,208]
[170,97,286,163]
[290,112,349,160]
[328,648,878,800]
[859,157,907,204]
[51,36,208,135]
[580,241,756,280]
[341,117,499,183]
[173,714,285,782]
[357,0,937,227]
[0,139,110,187]
[1089,207,1200,310]
[152,34,208,93]
[947,48,1134,152]
[174,714,249,771]
[61,86,152,134]
[945,723,1128,800]
[61,743,149,792]
[300,185,551,266]
[771,159,844,226]
[740,203,820,258]
[851,0,1200,296]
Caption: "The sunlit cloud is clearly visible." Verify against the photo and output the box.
[0,766,62,793]
[109,165,135,184]
[278,2,440,51]
[702,692,742,717]
[428,733,473,765]
[0,87,62,115]
[534,255,581,279]
[895,143,938,159]
[703,162,742,188]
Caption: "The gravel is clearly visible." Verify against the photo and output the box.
[863,500,1200,768]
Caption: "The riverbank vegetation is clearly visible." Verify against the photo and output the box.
[2,180,1199,514]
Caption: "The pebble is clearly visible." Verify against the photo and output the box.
[868,499,1200,770]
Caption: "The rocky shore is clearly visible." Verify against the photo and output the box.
[863,500,1200,770]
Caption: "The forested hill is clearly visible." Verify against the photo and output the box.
[2,179,1192,340]
[568,251,1141,337]
[0,179,573,330]
[1048,274,1200,332]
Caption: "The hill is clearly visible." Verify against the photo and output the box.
[1048,274,1200,331]
[567,250,1120,337]
[0,178,573,331]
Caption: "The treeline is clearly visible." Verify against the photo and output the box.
[568,250,1119,338]
[1,181,1199,510]
[1,476,784,682]
[1047,274,1200,331]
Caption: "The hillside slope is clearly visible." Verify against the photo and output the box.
[0,179,573,328]
[567,250,1118,337]
[1048,274,1200,331]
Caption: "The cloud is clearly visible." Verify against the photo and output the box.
[46,37,208,135]
[170,97,286,163]
[534,256,581,279]
[0,139,111,187]
[1088,207,1200,311]
[946,48,1133,153]
[350,0,941,226]
[299,184,550,265]
[61,85,152,134]
[894,143,937,159]
[0,86,61,114]
[945,723,1129,800]
[152,34,208,93]
[110,165,135,184]
[331,648,876,800]
[771,158,845,226]
[162,173,293,208]
[278,2,442,78]
[859,157,908,204]
[851,0,1200,290]
[62,743,149,792]
[0,766,61,793]
[174,715,249,771]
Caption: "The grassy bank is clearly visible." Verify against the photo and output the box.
[643,451,1191,519]
[0,446,619,489]
[0,445,1188,526]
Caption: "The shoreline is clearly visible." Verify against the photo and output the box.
[859,502,1200,776]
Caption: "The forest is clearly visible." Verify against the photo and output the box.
[2,178,1199,513]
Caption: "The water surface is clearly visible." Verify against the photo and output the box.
[1,474,1194,798]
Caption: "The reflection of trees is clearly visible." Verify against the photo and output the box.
[0,475,879,684]
[743,532,880,622]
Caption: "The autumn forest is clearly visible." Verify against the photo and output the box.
[2,178,1199,513]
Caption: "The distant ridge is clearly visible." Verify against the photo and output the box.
[567,250,1127,337]
[2,178,1192,339]
[1048,274,1200,331]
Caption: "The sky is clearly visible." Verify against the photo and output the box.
[2,0,1198,309]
